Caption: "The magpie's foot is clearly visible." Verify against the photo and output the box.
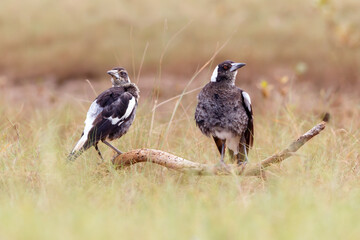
[111,152,122,162]
[236,160,248,175]
[215,161,231,173]
[237,160,248,167]
[97,159,106,166]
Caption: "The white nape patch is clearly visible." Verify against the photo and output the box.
[107,97,136,126]
[71,101,103,153]
[242,91,252,112]
[210,66,219,82]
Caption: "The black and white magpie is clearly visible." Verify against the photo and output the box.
[68,67,140,161]
[195,60,254,165]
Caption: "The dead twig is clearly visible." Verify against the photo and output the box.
[112,121,327,176]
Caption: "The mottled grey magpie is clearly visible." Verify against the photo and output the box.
[195,60,253,165]
[68,67,140,161]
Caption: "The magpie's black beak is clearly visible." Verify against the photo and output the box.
[230,63,246,72]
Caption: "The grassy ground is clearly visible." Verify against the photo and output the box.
[0,75,359,239]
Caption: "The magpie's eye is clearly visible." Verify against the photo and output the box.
[223,65,229,70]
[120,72,127,77]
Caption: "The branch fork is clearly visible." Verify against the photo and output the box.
[112,121,327,176]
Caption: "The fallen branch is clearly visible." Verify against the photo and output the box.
[112,121,327,176]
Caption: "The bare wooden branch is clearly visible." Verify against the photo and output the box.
[112,121,327,176]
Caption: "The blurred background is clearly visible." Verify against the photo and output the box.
[1,0,359,87]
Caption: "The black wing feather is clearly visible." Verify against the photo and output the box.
[241,90,254,153]
[95,87,126,108]
[83,92,133,149]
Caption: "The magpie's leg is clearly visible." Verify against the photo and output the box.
[220,142,225,163]
[237,144,248,165]
[219,140,227,167]
[217,140,232,172]
[102,140,123,155]
[243,145,248,163]
[94,144,104,161]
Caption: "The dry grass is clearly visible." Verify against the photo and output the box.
[0,74,360,239]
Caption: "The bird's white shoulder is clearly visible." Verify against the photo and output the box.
[123,97,136,119]
[242,91,252,112]
[82,100,103,135]
[86,100,103,124]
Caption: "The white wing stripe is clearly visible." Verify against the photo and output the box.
[107,97,136,126]
[83,101,102,140]
[123,97,136,120]
[85,101,103,124]
[71,96,136,153]
[71,101,102,153]
[242,91,252,112]
[108,116,121,125]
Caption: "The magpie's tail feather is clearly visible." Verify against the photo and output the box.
[67,144,94,161]
[67,150,84,161]
[67,136,94,161]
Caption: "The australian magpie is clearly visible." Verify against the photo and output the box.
[195,60,254,165]
[68,67,140,161]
